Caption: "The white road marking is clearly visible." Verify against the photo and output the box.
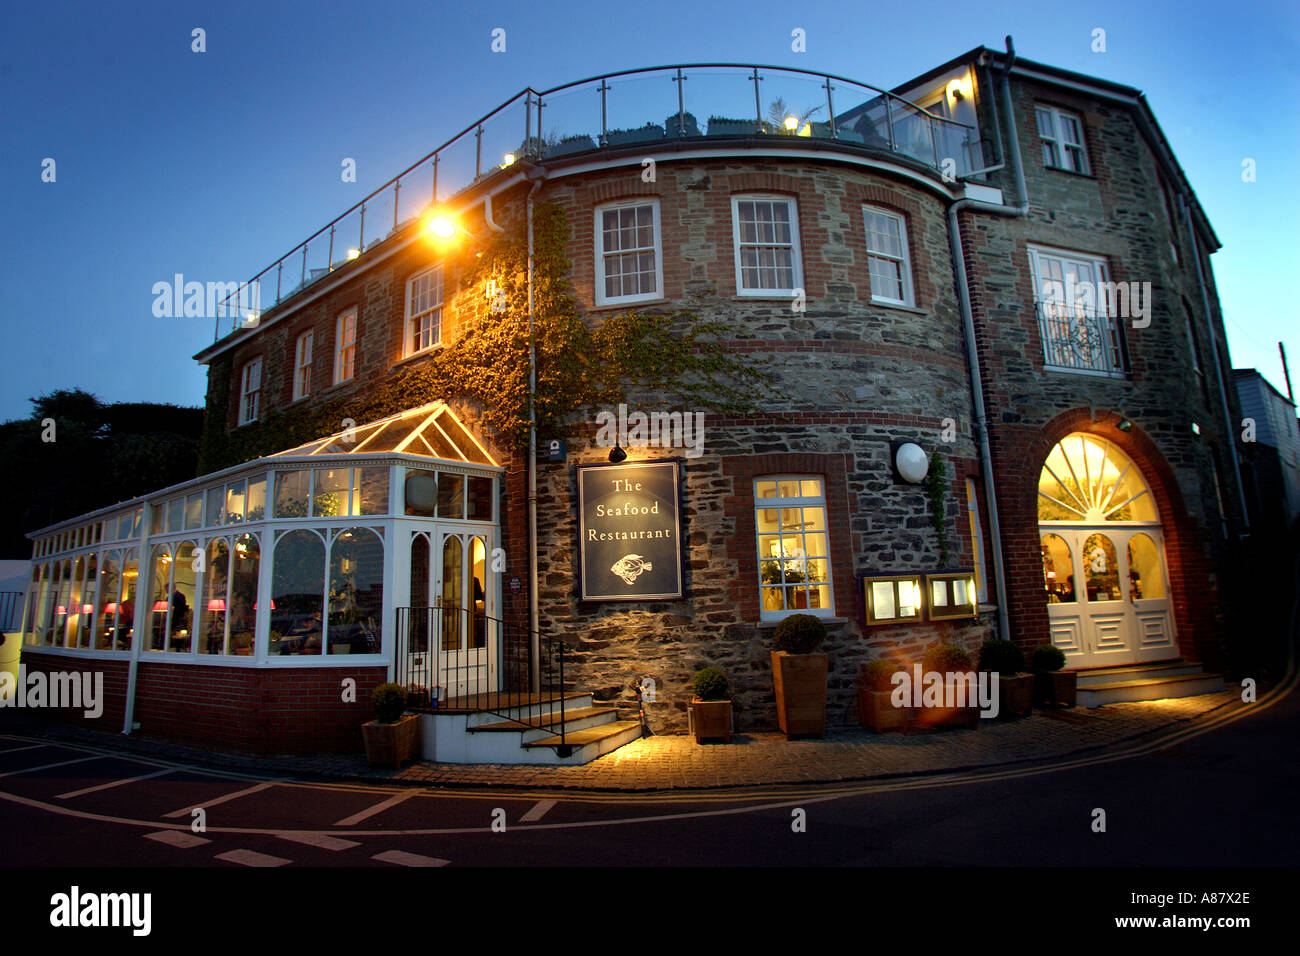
[333,790,416,827]
[57,767,176,799]
[0,744,47,755]
[144,829,210,848]
[520,799,557,822]
[277,831,360,851]
[216,849,292,867]
[373,849,450,867]
[162,781,274,818]
[0,755,100,778]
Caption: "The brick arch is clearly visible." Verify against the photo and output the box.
[1002,408,1220,667]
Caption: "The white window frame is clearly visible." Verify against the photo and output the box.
[862,205,914,307]
[594,199,662,306]
[1027,244,1127,378]
[239,358,262,425]
[333,308,356,384]
[404,266,443,357]
[754,475,834,621]
[293,330,313,402]
[1035,105,1090,174]
[731,195,803,297]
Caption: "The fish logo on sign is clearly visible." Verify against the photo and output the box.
[610,554,652,585]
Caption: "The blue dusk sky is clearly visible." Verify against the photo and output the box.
[0,0,1296,421]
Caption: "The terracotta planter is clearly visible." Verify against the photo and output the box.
[858,686,910,733]
[689,698,732,743]
[361,713,421,769]
[771,650,828,738]
[994,672,1034,718]
[1034,670,1078,707]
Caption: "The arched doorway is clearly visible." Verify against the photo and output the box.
[1038,433,1176,667]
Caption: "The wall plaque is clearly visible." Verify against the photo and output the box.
[577,460,683,601]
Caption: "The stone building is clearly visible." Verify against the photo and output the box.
[14,43,1246,758]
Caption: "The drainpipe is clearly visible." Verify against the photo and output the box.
[524,167,547,689]
[1182,195,1251,535]
[121,502,152,735]
[944,37,1030,643]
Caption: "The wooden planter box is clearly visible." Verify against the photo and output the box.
[1034,670,1078,707]
[858,687,910,733]
[689,698,732,743]
[361,713,421,769]
[771,650,828,738]
[995,672,1035,718]
[910,678,981,730]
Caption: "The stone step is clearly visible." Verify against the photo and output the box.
[522,719,644,751]
[1075,659,1203,687]
[1077,672,1225,707]
[468,705,619,734]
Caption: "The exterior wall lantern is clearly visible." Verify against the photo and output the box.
[894,441,929,483]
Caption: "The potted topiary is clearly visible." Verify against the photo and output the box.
[361,682,421,769]
[771,613,828,738]
[979,638,1034,718]
[913,643,979,730]
[689,666,732,743]
[858,658,909,732]
[1032,644,1077,707]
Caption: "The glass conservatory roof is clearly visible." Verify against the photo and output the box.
[270,402,497,465]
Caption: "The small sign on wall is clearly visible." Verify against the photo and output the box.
[577,460,683,601]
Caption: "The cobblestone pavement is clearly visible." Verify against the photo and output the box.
[1,690,1245,793]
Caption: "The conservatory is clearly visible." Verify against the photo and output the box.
[17,403,503,700]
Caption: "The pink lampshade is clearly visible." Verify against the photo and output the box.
[55,605,67,615]
[252,600,276,610]
[82,604,94,615]
[207,598,227,612]
[104,603,118,614]
[152,601,168,612]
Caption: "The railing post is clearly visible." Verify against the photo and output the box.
[431,153,439,205]
[359,202,366,253]
[474,124,483,179]
[301,243,307,288]
[524,92,533,157]
[536,96,545,154]
[597,78,609,146]
[393,178,401,232]
[328,225,335,274]
[750,67,763,129]
[824,76,837,139]
[673,68,686,137]
[884,93,896,152]
[275,260,282,303]
[931,116,941,170]
[558,633,565,747]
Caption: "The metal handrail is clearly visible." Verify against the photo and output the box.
[213,63,977,342]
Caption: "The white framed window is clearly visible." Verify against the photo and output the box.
[754,476,833,620]
[732,195,802,296]
[293,330,313,401]
[1035,105,1089,174]
[862,206,914,306]
[594,200,662,305]
[405,266,443,356]
[239,358,262,425]
[333,308,356,384]
[964,478,988,603]
[1027,244,1127,377]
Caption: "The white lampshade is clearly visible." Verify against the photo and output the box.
[896,442,929,483]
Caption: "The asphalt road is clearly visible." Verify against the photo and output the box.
[1,673,1296,870]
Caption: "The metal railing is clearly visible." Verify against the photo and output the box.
[1036,298,1130,377]
[393,605,567,746]
[213,64,978,341]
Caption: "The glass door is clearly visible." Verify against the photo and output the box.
[436,531,491,701]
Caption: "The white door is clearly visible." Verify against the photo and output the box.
[1041,526,1175,668]
[434,531,492,700]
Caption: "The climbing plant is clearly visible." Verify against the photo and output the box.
[926,450,950,565]
[197,203,773,474]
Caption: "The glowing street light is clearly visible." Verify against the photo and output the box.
[426,215,457,239]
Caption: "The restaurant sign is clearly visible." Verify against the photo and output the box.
[577,461,683,601]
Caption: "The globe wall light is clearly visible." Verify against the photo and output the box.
[895,442,929,483]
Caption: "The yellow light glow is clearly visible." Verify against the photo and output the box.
[502,152,516,167]
[798,123,812,137]
[947,76,971,102]
[427,216,457,239]
[346,248,360,260]
[783,115,799,131]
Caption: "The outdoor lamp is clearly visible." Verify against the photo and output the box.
[783,115,799,131]
[895,442,929,483]
[609,443,627,463]
[426,215,457,239]
[1117,418,1132,432]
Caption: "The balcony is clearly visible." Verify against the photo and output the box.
[1036,298,1130,378]
[208,64,979,344]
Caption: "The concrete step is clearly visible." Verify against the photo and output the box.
[468,705,619,736]
[522,719,645,756]
[1077,672,1225,707]
[1075,660,1203,687]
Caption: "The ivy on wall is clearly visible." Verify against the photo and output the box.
[926,450,950,565]
[197,203,772,475]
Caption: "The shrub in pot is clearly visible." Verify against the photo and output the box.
[361,681,421,769]
[770,614,828,738]
[689,666,732,743]
[978,638,1033,719]
[858,658,909,733]
[1032,644,1076,707]
[913,643,979,730]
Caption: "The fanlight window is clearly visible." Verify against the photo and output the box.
[1038,434,1157,523]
